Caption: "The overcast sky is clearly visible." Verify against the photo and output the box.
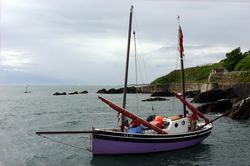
[1,0,249,85]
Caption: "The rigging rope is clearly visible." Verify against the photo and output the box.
[133,11,155,114]
[37,134,91,151]
[133,12,150,84]
[133,30,139,115]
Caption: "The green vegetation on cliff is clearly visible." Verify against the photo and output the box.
[152,62,223,84]
[222,47,245,71]
[234,51,250,71]
[151,47,250,84]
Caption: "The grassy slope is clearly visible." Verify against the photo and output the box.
[152,62,224,84]
[234,53,250,71]
[151,50,250,85]
[151,59,250,84]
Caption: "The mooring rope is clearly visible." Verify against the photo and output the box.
[38,134,91,151]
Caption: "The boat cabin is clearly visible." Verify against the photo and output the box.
[143,116,189,135]
[163,117,189,134]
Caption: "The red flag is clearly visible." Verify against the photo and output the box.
[178,25,184,58]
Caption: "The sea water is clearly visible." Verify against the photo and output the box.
[0,85,249,166]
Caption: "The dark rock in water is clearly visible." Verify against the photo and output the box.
[116,88,124,93]
[97,88,108,93]
[192,88,238,103]
[151,91,174,97]
[68,91,78,95]
[97,88,121,94]
[196,96,250,120]
[185,90,200,98]
[79,90,88,94]
[53,92,67,96]
[197,99,233,114]
[142,97,169,102]
[107,88,122,94]
[97,87,141,94]
[228,97,250,120]
[53,90,88,95]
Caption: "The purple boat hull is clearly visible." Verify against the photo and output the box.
[92,127,212,155]
[93,136,207,154]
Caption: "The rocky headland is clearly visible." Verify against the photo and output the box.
[193,88,250,120]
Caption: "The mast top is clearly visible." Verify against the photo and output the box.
[130,5,134,12]
[177,15,180,24]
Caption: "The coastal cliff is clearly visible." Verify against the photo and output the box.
[146,47,250,97]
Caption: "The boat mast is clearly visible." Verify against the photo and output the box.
[178,16,187,117]
[121,5,133,131]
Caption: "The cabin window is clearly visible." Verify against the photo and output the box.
[181,121,185,126]
[174,123,178,128]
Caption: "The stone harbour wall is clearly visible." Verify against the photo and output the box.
[141,83,250,98]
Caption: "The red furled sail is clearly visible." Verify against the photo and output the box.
[175,93,210,123]
[98,96,167,134]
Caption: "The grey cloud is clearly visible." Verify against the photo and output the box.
[1,0,249,85]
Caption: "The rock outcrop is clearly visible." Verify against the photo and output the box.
[192,88,238,103]
[53,90,88,96]
[97,87,141,94]
[142,97,169,102]
[228,97,250,120]
[196,99,233,114]
[196,93,250,120]
[79,91,88,94]
[68,91,78,95]
[97,88,108,93]
[53,92,67,96]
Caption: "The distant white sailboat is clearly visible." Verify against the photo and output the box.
[24,85,31,93]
